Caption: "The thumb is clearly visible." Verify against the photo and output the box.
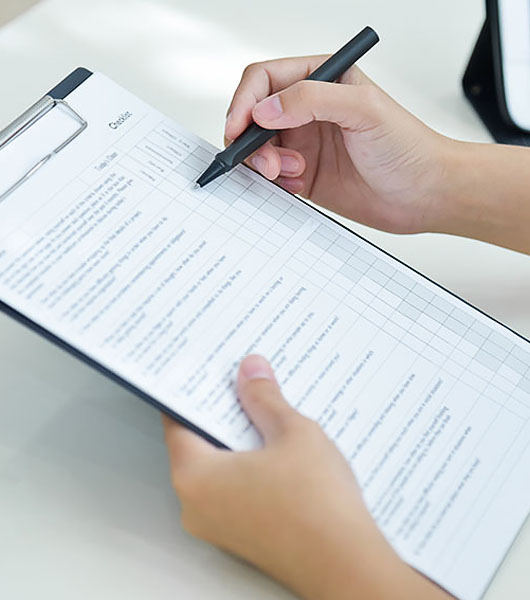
[252,80,384,133]
[237,355,298,444]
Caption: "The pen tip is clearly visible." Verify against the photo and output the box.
[196,159,227,188]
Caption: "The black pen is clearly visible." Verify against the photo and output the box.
[196,26,379,188]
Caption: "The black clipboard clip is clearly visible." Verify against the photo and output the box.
[0,93,87,203]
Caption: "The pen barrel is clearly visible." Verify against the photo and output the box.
[218,123,277,169]
[307,26,379,82]
[212,26,379,178]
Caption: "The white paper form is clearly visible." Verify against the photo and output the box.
[2,73,530,600]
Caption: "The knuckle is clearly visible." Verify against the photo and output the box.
[347,65,366,86]
[170,467,202,502]
[243,378,277,402]
[288,413,322,437]
[242,62,261,78]
[169,466,182,493]
[300,415,323,435]
[276,410,301,432]
[292,80,319,103]
[358,84,386,118]
[180,509,205,539]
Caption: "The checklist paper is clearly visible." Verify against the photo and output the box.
[2,73,530,600]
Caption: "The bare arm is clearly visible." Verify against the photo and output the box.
[437,140,530,254]
[225,57,530,255]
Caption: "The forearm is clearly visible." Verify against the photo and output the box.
[277,514,453,600]
[434,140,530,254]
[315,544,452,600]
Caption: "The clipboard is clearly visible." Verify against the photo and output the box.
[1,66,530,454]
[0,67,225,448]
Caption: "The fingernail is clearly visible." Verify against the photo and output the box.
[240,355,274,381]
[225,112,233,140]
[251,154,267,173]
[277,177,304,194]
[280,155,299,174]
[254,95,283,122]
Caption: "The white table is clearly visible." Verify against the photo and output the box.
[1,1,530,598]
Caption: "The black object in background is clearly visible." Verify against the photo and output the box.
[197,26,380,187]
[463,0,530,146]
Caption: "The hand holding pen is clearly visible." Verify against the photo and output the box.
[197,26,379,187]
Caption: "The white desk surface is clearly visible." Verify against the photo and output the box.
[1,1,530,598]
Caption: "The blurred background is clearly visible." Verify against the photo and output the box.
[0,0,489,145]
[0,1,39,26]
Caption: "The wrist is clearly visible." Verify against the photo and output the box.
[429,139,530,254]
[431,139,495,235]
[290,515,448,600]
[424,137,475,236]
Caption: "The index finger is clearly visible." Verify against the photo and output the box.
[162,414,217,471]
[225,55,330,141]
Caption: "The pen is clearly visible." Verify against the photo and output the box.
[196,26,380,188]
